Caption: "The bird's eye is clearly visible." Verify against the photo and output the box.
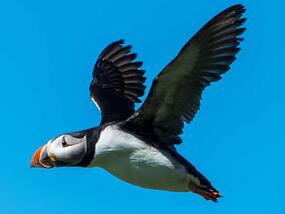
[61,136,68,147]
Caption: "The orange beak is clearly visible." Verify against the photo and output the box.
[31,145,54,168]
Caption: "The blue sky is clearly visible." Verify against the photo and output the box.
[0,0,284,213]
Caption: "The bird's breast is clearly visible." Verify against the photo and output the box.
[89,125,192,192]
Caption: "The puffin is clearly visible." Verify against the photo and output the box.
[31,4,246,202]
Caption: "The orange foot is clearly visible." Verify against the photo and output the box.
[192,186,222,202]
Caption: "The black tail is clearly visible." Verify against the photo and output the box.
[166,146,221,202]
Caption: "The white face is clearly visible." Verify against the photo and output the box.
[46,134,87,166]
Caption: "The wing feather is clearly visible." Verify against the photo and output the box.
[90,40,146,124]
[123,4,246,145]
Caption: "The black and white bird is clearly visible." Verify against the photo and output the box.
[31,4,246,202]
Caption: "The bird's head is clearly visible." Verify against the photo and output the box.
[31,132,88,168]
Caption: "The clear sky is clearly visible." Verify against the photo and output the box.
[0,0,284,213]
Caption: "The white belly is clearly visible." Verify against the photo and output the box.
[89,125,195,192]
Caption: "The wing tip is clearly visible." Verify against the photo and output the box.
[228,4,246,12]
[116,39,125,45]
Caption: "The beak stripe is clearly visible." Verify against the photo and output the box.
[30,145,44,168]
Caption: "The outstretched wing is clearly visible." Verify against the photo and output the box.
[90,40,146,125]
[123,4,246,145]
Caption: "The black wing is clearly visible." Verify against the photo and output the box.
[123,4,246,145]
[90,40,146,125]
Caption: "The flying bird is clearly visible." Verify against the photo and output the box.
[31,4,246,202]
